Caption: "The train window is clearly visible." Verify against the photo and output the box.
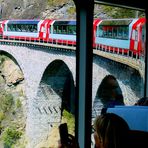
[52,21,76,35]
[68,25,76,34]
[132,30,136,40]
[6,21,38,33]
[92,3,146,147]
[142,25,146,42]
[135,30,138,41]
[98,25,129,39]
[97,19,131,40]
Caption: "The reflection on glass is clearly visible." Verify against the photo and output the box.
[92,3,146,147]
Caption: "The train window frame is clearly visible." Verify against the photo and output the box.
[75,0,147,147]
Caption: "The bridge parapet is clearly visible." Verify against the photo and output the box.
[0,38,144,78]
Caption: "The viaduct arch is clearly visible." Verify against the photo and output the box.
[0,44,144,147]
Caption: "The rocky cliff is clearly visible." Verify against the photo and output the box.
[0,56,26,148]
[0,0,76,19]
[0,0,110,20]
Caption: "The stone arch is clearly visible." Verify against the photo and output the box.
[39,59,75,114]
[0,50,25,89]
[0,50,24,74]
[92,56,144,117]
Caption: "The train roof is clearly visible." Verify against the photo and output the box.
[53,20,76,26]
[100,19,133,26]
[7,20,40,25]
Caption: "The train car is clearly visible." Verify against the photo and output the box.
[49,20,76,46]
[0,18,145,57]
[94,18,146,58]
[2,19,53,41]
[1,19,77,46]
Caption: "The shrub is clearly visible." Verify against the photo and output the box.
[16,99,22,108]
[2,127,22,148]
[0,55,7,65]
[0,124,3,134]
[0,92,13,112]
[62,109,75,134]
[0,111,5,122]
[67,7,76,15]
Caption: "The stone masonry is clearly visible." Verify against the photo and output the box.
[0,43,144,147]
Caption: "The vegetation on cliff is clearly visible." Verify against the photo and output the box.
[0,55,26,148]
[100,5,145,18]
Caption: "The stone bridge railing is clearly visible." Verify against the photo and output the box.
[0,38,144,78]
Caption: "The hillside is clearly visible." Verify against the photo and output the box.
[0,0,143,20]
[0,55,26,148]
[0,0,76,19]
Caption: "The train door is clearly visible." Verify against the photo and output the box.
[134,23,144,56]
[0,22,2,37]
[134,27,139,51]
[131,23,140,56]
[39,20,51,41]
[43,22,47,39]
[40,22,47,40]
[141,24,146,56]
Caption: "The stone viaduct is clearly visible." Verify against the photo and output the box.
[0,42,144,147]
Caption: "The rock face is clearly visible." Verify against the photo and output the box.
[0,0,48,19]
[0,57,27,148]
[0,0,109,20]
[2,60,24,86]
[0,0,76,19]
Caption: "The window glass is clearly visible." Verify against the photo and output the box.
[52,21,76,35]
[92,3,146,147]
[7,23,38,33]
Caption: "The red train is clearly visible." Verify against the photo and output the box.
[0,18,146,57]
